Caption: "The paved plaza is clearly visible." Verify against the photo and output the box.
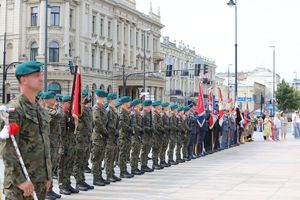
[1,132,300,200]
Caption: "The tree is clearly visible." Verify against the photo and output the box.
[276,79,300,112]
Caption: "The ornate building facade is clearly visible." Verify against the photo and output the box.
[0,0,165,102]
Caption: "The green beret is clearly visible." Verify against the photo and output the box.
[104,102,109,108]
[178,106,185,112]
[115,101,122,108]
[107,93,117,100]
[130,98,141,108]
[152,100,161,107]
[41,91,56,99]
[95,89,108,98]
[184,106,190,112]
[120,96,131,104]
[143,100,152,107]
[170,104,178,111]
[161,102,170,108]
[62,95,71,102]
[82,89,88,97]
[15,61,43,76]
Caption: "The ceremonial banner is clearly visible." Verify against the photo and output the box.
[72,67,82,117]
[197,83,206,127]
[208,88,217,129]
[218,87,224,126]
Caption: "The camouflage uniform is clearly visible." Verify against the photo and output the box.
[168,113,178,162]
[130,109,143,171]
[176,115,184,161]
[160,111,170,164]
[46,104,63,177]
[74,105,93,184]
[140,110,153,168]
[152,110,164,167]
[182,114,191,159]
[1,95,52,200]
[105,105,119,178]
[118,108,133,174]
[91,102,108,181]
[58,110,76,189]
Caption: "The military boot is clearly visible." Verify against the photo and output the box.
[68,184,79,193]
[141,166,154,173]
[112,175,122,181]
[83,182,94,190]
[131,169,143,175]
[76,182,88,191]
[59,186,72,195]
[93,178,106,186]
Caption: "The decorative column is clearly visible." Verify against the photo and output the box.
[133,26,137,68]
[126,23,131,66]
[38,0,46,57]
[64,1,70,59]
[120,21,124,65]
[112,18,118,65]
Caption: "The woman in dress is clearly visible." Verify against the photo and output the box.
[280,112,288,140]
[263,113,272,141]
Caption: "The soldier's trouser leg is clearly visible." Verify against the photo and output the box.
[141,137,151,167]
[74,147,86,183]
[131,137,141,170]
[176,134,182,160]
[85,139,92,169]
[182,133,190,158]
[4,182,47,200]
[105,144,117,178]
[160,135,168,162]
[119,139,131,172]
[64,145,76,186]
[152,135,161,165]
[168,135,175,161]
[91,143,106,180]
[50,147,59,177]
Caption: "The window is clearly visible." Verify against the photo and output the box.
[147,36,149,50]
[108,21,111,39]
[141,34,144,49]
[92,15,96,34]
[31,7,38,26]
[69,9,73,28]
[130,29,133,45]
[49,41,59,62]
[92,49,95,69]
[50,6,60,26]
[69,43,72,57]
[30,42,38,61]
[124,26,126,43]
[100,18,104,36]
[107,53,111,70]
[117,24,120,41]
[136,31,138,46]
[100,51,103,69]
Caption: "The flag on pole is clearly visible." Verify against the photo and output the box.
[243,101,249,126]
[72,67,82,117]
[208,87,217,129]
[197,83,206,127]
[218,87,224,126]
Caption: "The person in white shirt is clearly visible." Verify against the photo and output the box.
[274,113,281,141]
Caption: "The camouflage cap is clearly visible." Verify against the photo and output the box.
[15,61,43,77]
[115,101,122,108]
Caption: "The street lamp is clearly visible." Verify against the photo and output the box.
[227,0,238,103]
[2,62,22,103]
[143,29,151,93]
[269,45,275,116]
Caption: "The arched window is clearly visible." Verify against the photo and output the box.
[48,82,61,94]
[30,42,38,61]
[107,85,112,93]
[100,84,105,90]
[49,41,59,62]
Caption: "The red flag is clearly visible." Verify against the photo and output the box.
[218,87,224,126]
[197,83,205,127]
[73,67,82,117]
[243,102,249,126]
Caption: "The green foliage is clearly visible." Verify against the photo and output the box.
[276,79,300,112]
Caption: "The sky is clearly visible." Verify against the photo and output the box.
[136,0,300,83]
